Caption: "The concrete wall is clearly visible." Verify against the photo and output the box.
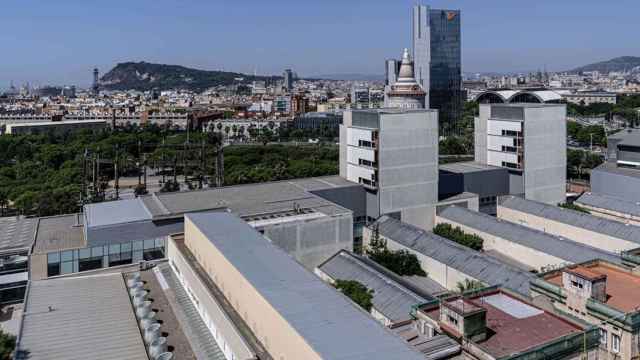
[363,227,477,291]
[261,214,353,270]
[435,216,567,272]
[523,105,567,205]
[497,205,638,253]
[183,217,323,360]
[377,111,438,230]
[30,254,47,281]
[473,105,489,164]
[167,237,254,360]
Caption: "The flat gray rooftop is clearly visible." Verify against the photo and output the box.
[0,216,37,253]
[33,214,85,255]
[576,192,640,218]
[438,206,623,265]
[609,129,640,145]
[593,162,640,180]
[187,212,424,360]
[439,161,504,174]
[16,273,148,360]
[374,215,535,296]
[84,198,152,228]
[140,179,352,219]
[318,250,431,323]
[500,195,640,246]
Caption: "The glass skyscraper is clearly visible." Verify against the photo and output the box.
[412,5,463,136]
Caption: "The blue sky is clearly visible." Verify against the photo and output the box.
[1,0,638,87]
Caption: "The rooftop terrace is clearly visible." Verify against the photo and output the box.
[545,262,640,313]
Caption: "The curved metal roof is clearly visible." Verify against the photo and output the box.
[474,89,563,103]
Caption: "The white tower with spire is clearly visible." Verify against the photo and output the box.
[384,48,426,109]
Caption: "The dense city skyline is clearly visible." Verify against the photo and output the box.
[1,0,639,87]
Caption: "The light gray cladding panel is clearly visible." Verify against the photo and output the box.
[491,106,524,120]
[380,182,437,214]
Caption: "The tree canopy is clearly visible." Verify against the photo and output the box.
[334,279,374,312]
[433,223,484,251]
[366,225,427,277]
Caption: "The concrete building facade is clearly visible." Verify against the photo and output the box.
[475,103,567,205]
[340,108,439,230]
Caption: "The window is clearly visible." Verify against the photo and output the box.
[447,315,458,326]
[612,333,621,353]
[571,280,584,289]
[599,328,607,346]
[358,139,373,148]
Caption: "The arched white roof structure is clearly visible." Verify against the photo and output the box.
[474,89,564,104]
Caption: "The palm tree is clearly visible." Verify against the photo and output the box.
[238,125,245,139]
[456,279,484,294]
[216,122,223,132]
[224,126,231,138]
[231,124,238,138]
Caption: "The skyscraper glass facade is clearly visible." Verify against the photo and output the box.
[429,9,463,136]
[412,5,463,136]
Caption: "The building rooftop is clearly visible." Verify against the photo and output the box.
[84,198,152,229]
[187,212,425,360]
[608,128,640,145]
[373,215,536,296]
[138,179,352,220]
[438,205,625,266]
[32,214,85,255]
[576,192,640,218]
[317,250,432,323]
[592,161,640,180]
[424,290,583,359]
[500,195,640,247]
[7,119,106,127]
[0,216,37,254]
[545,262,640,313]
[16,273,148,360]
[439,161,505,174]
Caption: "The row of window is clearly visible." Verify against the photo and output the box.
[358,140,374,148]
[501,129,522,137]
[47,238,166,277]
[501,161,520,169]
[358,158,377,167]
[599,328,621,353]
[501,145,518,153]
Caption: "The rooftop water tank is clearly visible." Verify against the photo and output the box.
[149,337,168,359]
[139,311,157,328]
[135,301,152,319]
[144,323,162,344]
[140,317,156,332]
[129,282,144,296]
[155,353,173,360]
[127,272,141,286]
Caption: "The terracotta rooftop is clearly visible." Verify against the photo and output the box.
[423,291,583,359]
[565,266,607,282]
[547,262,640,313]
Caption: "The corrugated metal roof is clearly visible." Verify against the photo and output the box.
[187,212,425,360]
[500,195,640,246]
[16,273,148,360]
[576,192,640,218]
[0,216,37,253]
[592,162,640,180]
[84,198,152,228]
[318,250,430,323]
[373,216,535,296]
[439,206,623,265]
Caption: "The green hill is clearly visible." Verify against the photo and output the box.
[100,62,279,92]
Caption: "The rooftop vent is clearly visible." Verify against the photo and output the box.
[149,337,168,359]
[144,323,162,344]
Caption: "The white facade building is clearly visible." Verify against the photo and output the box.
[475,103,567,205]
